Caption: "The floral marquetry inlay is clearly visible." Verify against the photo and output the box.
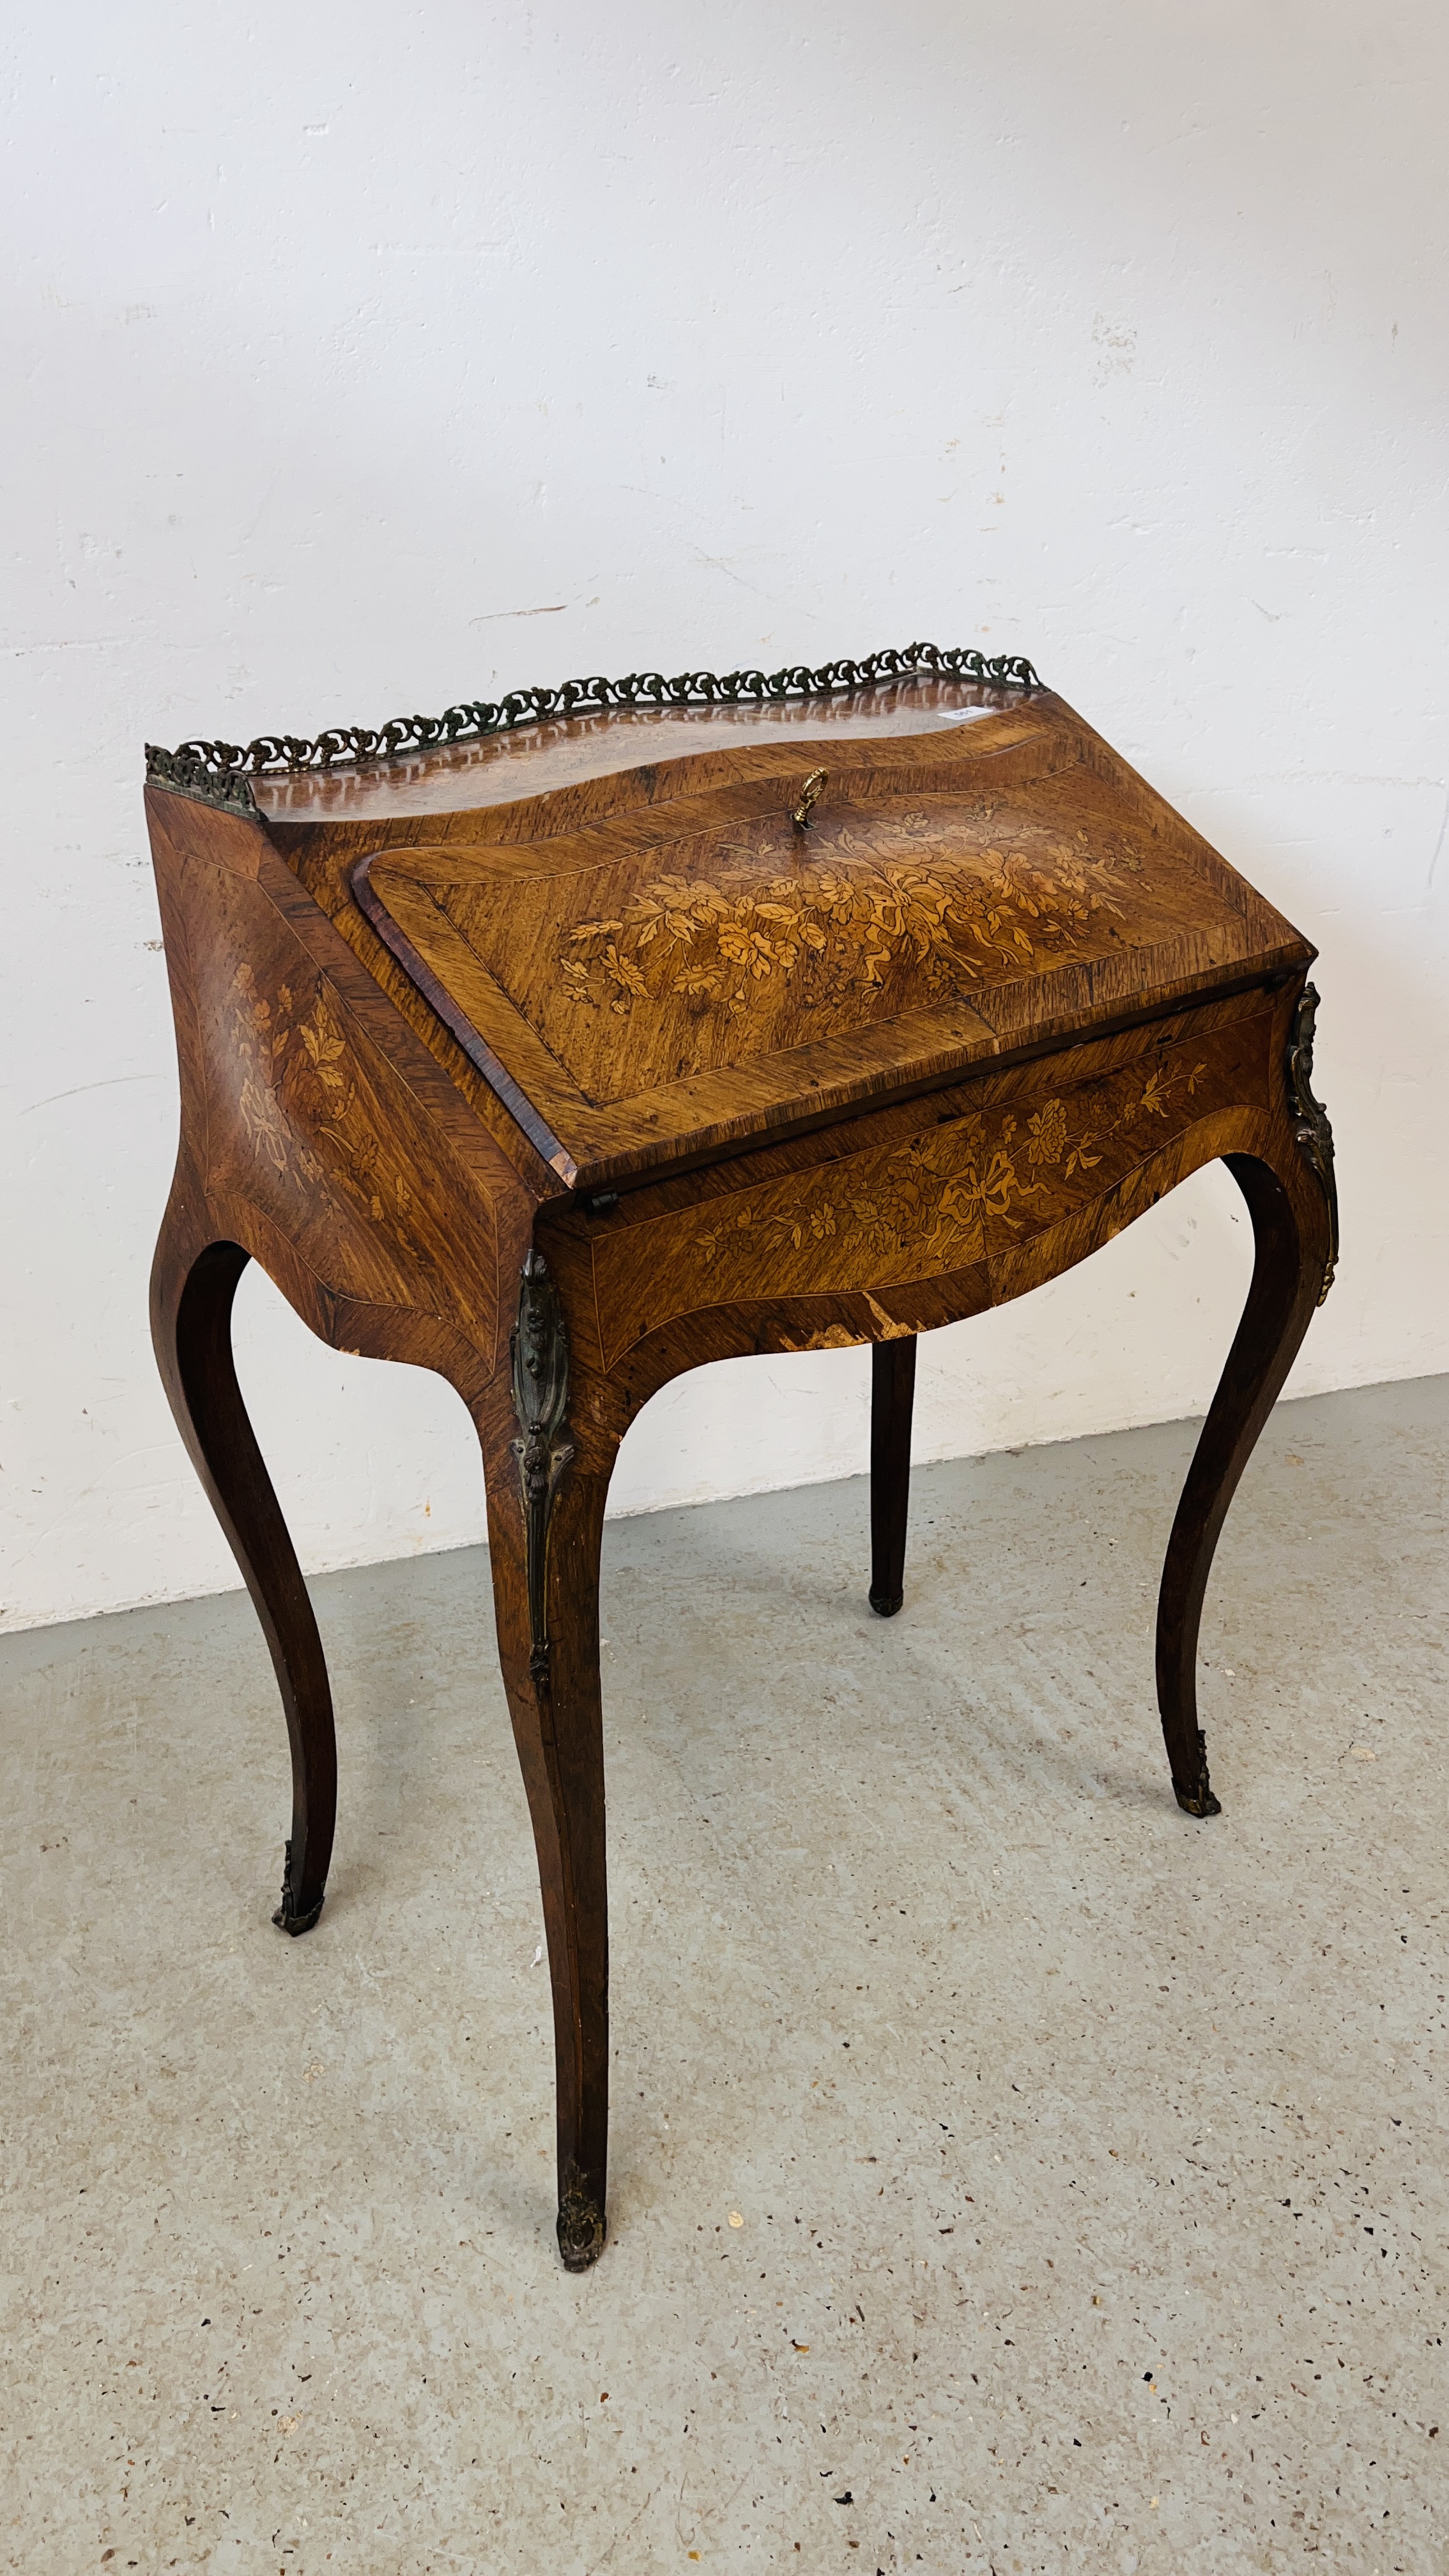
[223,964,445,1274]
[688,1046,1215,1284]
[558,813,1135,1029]
[353,707,1309,1159]
[587,1018,1262,1367]
[174,853,502,1362]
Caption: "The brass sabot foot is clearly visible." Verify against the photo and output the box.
[1172,1731,1222,1820]
[271,1838,326,1935]
[556,2172,607,2271]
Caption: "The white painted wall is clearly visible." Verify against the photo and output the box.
[4,2,1446,1632]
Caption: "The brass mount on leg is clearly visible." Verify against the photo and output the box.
[1285,983,1339,1305]
[509,1252,576,1686]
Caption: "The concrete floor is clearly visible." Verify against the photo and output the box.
[3,1377,1448,2575]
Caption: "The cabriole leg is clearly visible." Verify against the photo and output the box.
[482,1251,612,2269]
[1155,1147,1334,1817]
[150,1199,337,1931]
[870,1336,917,1616]
[484,1450,612,2270]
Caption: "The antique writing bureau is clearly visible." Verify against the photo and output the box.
[144,644,1338,2268]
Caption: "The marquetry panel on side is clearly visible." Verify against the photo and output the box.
[147,788,523,1373]
[268,828,567,1197]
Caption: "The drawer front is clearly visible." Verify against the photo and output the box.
[569,996,1278,1366]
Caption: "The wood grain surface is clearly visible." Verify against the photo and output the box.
[144,664,1337,2267]
[251,673,1029,823]
[329,691,1308,1187]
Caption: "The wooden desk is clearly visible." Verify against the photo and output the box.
[144,645,1338,2268]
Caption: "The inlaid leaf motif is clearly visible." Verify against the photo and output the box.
[238,1075,290,1176]
[299,1009,348,1088]
[590,1018,1269,1368]
[226,967,439,1259]
[556,820,1131,1025]
[682,1034,1241,1303]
